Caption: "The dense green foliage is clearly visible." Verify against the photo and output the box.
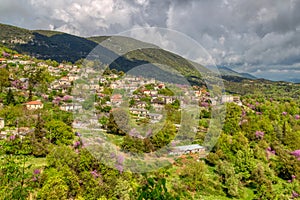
[1,95,299,199]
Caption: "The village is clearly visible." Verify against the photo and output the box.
[0,51,243,155]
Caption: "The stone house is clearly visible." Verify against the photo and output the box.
[90,84,100,90]
[129,108,149,118]
[158,95,176,104]
[69,75,79,82]
[147,113,163,122]
[221,95,242,106]
[135,101,147,109]
[143,90,151,95]
[150,90,158,96]
[60,103,82,112]
[59,77,71,86]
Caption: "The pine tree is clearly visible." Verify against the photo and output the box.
[5,88,16,105]
[34,113,46,141]
[30,113,49,157]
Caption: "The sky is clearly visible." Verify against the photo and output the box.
[0,0,299,82]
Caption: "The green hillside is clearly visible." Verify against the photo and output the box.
[0,23,246,81]
[0,23,98,62]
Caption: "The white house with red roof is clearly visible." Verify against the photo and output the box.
[0,58,7,63]
[13,54,23,59]
[24,100,44,110]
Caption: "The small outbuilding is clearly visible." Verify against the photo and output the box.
[169,144,205,155]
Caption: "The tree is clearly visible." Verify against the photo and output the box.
[111,68,118,74]
[113,178,134,199]
[29,113,49,157]
[272,143,300,180]
[103,67,111,75]
[150,121,176,150]
[82,94,95,110]
[216,161,241,197]
[45,120,74,145]
[107,109,130,136]
[38,174,69,200]
[222,103,241,135]
[0,155,33,199]
[0,68,10,92]
[181,160,208,190]
[121,135,145,154]
[5,88,16,105]
[171,99,180,109]
[24,66,51,101]
[0,105,23,127]
[34,113,46,140]
[136,177,179,200]
[158,88,174,96]
[118,71,125,76]
[99,116,108,128]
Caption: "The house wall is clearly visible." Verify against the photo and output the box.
[0,119,4,129]
[26,104,43,110]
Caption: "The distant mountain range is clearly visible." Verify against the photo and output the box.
[218,66,257,79]
[284,78,300,84]
[1,23,257,84]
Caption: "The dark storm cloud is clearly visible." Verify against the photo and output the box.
[0,0,299,81]
[166,0,300,81]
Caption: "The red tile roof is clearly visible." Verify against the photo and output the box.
[60,76,69,80]
[25,100,43,105]
[111,94,122,99]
